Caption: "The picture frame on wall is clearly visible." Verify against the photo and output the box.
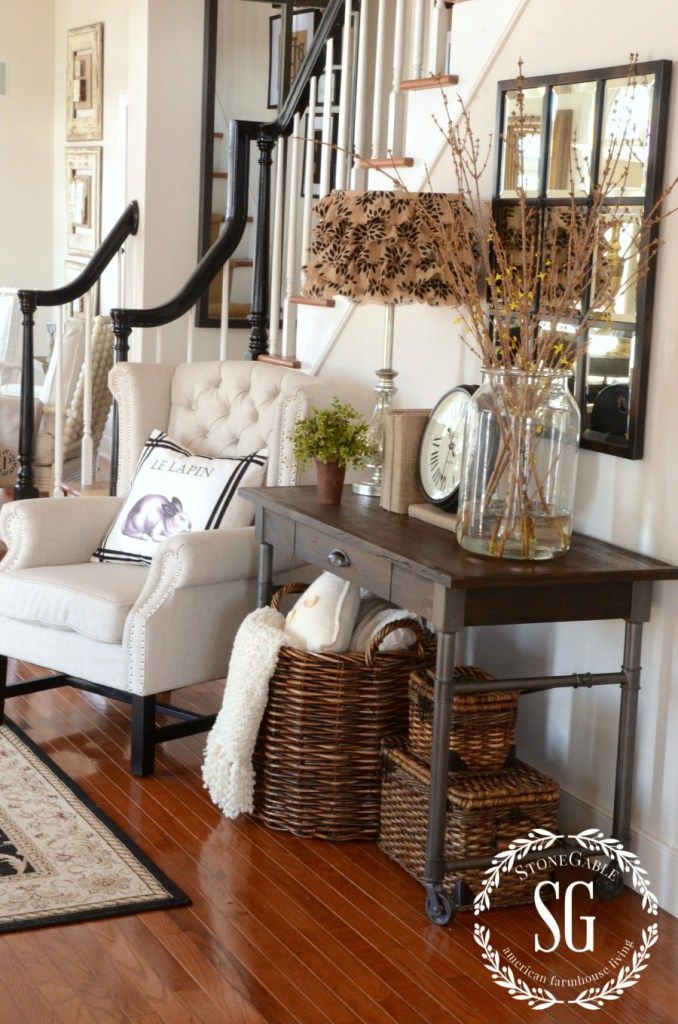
[65,146,101,258]
[268,9,319,109]
[302,113,338,198]
[64,259,99,319]
[66,22,104,141]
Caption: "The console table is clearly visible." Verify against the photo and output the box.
[241,486,678,925]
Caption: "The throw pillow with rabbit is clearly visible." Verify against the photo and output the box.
[93,430,267,565]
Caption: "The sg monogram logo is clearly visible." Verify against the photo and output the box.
[534,879,595,953]
[473,830,660,1011]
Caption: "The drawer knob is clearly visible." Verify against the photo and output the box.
[328,548,351,568]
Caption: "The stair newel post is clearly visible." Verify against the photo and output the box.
[14,291,40,500]
[109,310,132,496]
[248,132,275,360]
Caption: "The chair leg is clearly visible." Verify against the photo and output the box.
[131,694,156,777]
[0,655,7,726]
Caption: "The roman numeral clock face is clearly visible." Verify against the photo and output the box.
[418,385,476,511]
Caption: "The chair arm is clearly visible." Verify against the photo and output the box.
[0,496,123,571]
[132,528,260,603]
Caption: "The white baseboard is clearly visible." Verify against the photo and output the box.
[558,789,677,918]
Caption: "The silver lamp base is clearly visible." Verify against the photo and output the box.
[352,479,381,497]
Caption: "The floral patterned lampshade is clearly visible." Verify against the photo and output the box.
[302,189,464,306]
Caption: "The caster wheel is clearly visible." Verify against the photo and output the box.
[425,889,456,926]
[454,880,474,910]
[594,870,623,901]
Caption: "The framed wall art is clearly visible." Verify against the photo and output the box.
[66,146,101,257]
[268,9,319,108]
[66,22,103,141]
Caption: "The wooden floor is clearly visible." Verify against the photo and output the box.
[1,660,676,1024]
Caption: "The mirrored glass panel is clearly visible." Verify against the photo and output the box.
[600,75,654,197]
[547,81,597,197]
[500,86,546,197]
[540,207,586,316]
[584,327,635,442]
[591,207,642,323]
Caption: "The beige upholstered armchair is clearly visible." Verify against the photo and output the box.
[0,360,345,775]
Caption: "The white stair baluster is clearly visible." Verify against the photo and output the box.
[281,111,303,359]
[51,312,64,497]
[81,293,94,487]
[269,138,286,356]
[186,305,196,363]
[155,326,163,364]
[335,0,353,189]
[301,77,318,266]
[371,0,388,160]
[319,37,334,197]
[387,0,407,156]
[352,0,370,188]
[219,260,230,361]
[428,0,451,77]
[411,0,426,79]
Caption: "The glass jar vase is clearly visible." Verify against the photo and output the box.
[456,368,581,560]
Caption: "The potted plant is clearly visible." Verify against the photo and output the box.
[291,397,371,505]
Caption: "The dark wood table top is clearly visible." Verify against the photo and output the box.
[241,486,678,590]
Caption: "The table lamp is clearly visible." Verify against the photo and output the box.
[302,189,462,496]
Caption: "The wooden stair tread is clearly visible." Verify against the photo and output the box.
[290,295,336,308]
[400,74,459,91]
[213,131,224,138]
[231,258,253,269]
[257,354,301,369]
[213,171,228,179]
[357,156,414,169]
[211,214,254,224]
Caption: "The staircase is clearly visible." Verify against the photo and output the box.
[201,0,530,375]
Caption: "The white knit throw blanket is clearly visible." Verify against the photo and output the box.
[202,606,300,818]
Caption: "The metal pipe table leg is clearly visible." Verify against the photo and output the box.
[257,541,273,609]
[424,630,457,925]
[613,619,643,846]
[594,617,643,901]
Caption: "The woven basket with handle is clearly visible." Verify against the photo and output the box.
[379,742,559,907]
[252,583,434,841]
[409,667,518,771]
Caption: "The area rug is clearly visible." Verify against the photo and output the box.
[0,719,190,933]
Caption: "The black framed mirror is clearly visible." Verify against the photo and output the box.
[494,60,672,459]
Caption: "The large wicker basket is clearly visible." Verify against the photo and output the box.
[379,743,559,907]
[252,584,434,841]
[409,667,518,771]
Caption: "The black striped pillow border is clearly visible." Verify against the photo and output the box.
[92,433,266,564]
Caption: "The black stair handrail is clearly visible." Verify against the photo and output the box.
[14,200,140,501]
[109,0,348,348]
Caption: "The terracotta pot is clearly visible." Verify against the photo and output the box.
[314,459,346,506]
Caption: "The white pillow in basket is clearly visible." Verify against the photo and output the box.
[284,571,361,653]
[92,430,267,566]
[350,596,419,653]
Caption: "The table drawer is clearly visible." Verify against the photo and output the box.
[294,523,391,596]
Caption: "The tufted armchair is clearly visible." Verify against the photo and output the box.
[0,360,351,775]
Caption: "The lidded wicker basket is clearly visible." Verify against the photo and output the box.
[379,743,559,906]
[252,584,434,841]
[409,667,518,771]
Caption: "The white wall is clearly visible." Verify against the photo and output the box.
[0,0,55,343]
[320,0,678,914]
[51,0,130,317]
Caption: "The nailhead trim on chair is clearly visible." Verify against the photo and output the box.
[0,508,24,572]
[278,394,303,486]
[127,547,184,694]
